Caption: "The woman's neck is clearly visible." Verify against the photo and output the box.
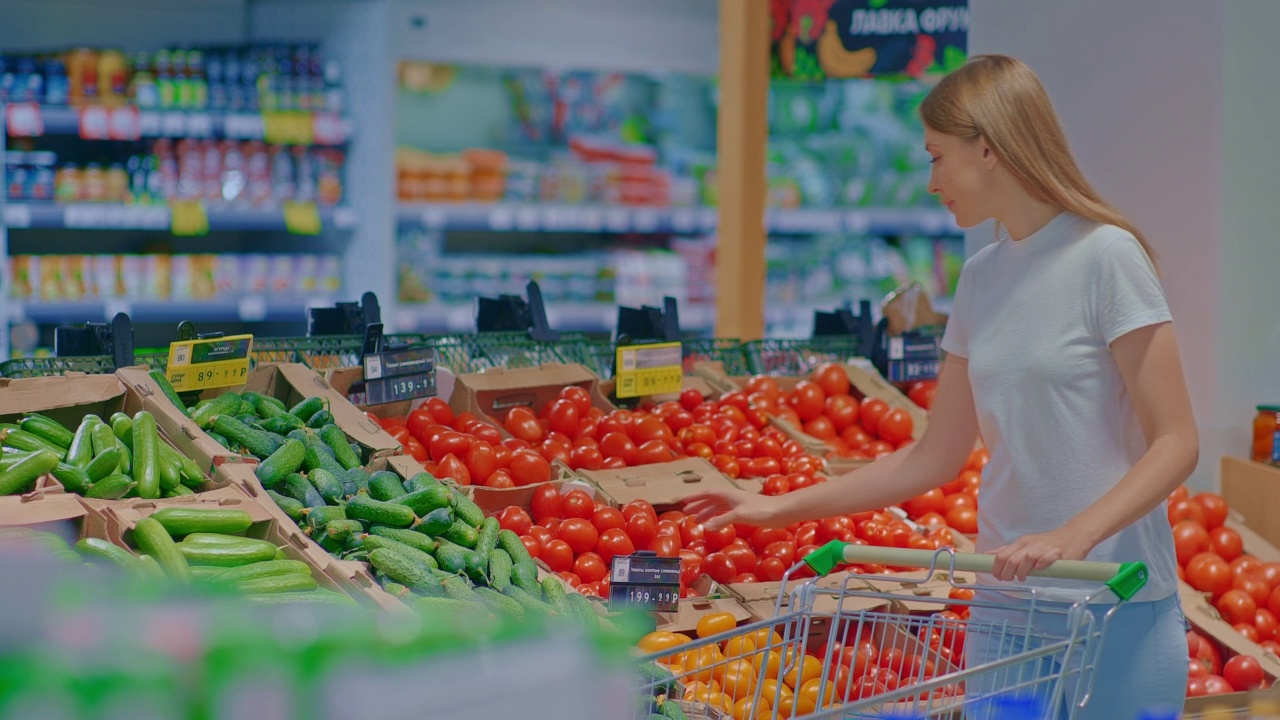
[1000,198,1062,241]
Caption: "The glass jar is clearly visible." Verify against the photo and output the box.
[1253,405,1280,465]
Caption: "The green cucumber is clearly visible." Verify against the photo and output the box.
[318,424,360,470]
[402,472,438,493]
[174,453,206,489]
[84,474,135,499]
[51,463,93,495]
[0,448,59,495]
[114,440,131,475]
[148,370,191,418]
[178,539,279,567]
[266,490,305,520]
[180,533,262,545]
[66,417,99,469]
[191,392,241,429]
[164,485,195,498]
[19,414,74,449]
[131,411,161,499]
[208,432,229,448]
[433,541,470,576]
[475,517,501,557]
[255,439,306,487]
[76,538,144,574]
[396,484,452,517]
[441,520,480,549]
[475,586,526,620]
[416,506,455,537]
[244,590,356,606]
[540,576,567,606]
[150,508,254,537]
[157,452,182,491]
[368,547,441,592]
[303,442,346,477]
[254,395,288,420]
[306,410,335,430]
[109,414,133,444]
[211,415,283,460]
[501,584,556,618]
[367,526,438,556]
[510,560,540,594]
[368,471,407,501]
[1,429,67,459]
[84,447,121,482]
[288,396,326,423]
[212,559,310,584]
[497,529,534,567]
[259,415,304,435]
[307,468,346,504]
[341,468,369,496]
[89,422,118,458]
[132,517,191,581]
[324,519,364,542]
[305,505,347,531]
[345,494,416,528]
[233,574,318,594]
[282,473,326,509]
[414,596,479,616]
[563,592,602,629]
[360,535,440,571]
[488,549,513,590]
[441,574,480,603]
[451,487,485,528]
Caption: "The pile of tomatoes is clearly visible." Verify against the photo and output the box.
[1168,486,1280,652]
[1186,629,1269,696]
[741,364,918,463]
[895,447,989,535]
[492,485,962,600]
[637,609,964,719]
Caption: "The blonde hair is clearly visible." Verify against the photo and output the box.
[920,54,1157,264]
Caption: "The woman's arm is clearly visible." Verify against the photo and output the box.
[991,321,1199,581]
[684,356,980,530]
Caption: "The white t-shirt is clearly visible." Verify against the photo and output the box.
[941,211,1178,603]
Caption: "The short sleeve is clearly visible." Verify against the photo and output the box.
[1093,234,1172,345]
[940,262,973,358]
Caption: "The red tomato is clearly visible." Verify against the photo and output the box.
[1173,520,1210,566]
[679,554,704,587]
[464,441,499,484]
[1237,573,1272,607]
[559,518,600,556]
[621,500,657,523]
[599,432,638,465]
[1225,655,1265,691]
[704,524,737,553]
[649,534,680,558]
[561,489,596,520]
[436,454,471,486]
[1187,553,1235,600]
[1186,676,1208,698]
[528,526,555,550]
[1210,526,1244,563]
[405,437,429,464]
[790,381,827,422]
[1256,608,1280,642]
[1204,675,1234,695]
[762,474,791,496]
[635,439,675,465]
[422,398,455,426]
[558,571,582,588]
[509,450,552,486]
[568,444,605,471]
[907,380,937,410]
[901,489,946,519]
[679,388,704,411]
[529,484,563,523]
[859,398,890,436]
[484,469,514,488]
[703,552,738,584]
[750,527,792,553]
[755,556,786,582]
[503,406,543,444]
[597,528,637,565]
[723,542,758,575]
[1269,585,1280,619]
[574,552,607,584]
[712,454,741,479]
[625,514,657,550]
[824,394,860,432]
[557,386,592,416]
[1217,589,1259,626]
[497,507,533,536]
[545,399,580,437]
[429,431,472,464]
[519,534,542,561]
[876,408,914,446]
[1234,556,1266,579]
[1194,492,1230,531]
[762,540,797,567]
[590,507,625,534]
[1168,499,1207,527]
[680,516,705,547]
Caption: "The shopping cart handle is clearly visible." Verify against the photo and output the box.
[802,541,1148,601]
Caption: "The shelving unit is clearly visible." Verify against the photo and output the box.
[4,103,353,144]
[4,202,356,232]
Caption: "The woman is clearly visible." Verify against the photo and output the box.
[684,55,1197,718]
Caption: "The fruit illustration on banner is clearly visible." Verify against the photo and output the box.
[818,20,877,78]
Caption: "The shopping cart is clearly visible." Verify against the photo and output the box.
[634,541,1148,720]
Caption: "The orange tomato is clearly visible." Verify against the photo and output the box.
[696,611,738,639]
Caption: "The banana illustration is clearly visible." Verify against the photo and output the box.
[817,20,876,78]
[779,26,797,76]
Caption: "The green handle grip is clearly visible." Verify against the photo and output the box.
[802,541,1148,601]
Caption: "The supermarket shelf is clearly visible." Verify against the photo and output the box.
[394,301,717,334]
[2,202,357,232]
[7,296,327,325]
[5,104,353,144]
[395,202,961,236]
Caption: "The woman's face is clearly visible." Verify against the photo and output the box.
[925,126,997,228]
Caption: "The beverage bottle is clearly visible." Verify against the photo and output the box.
[206,50,227,110]
[242,48,262,111]
[128,51,158,109]
[269,144,295,205]
[173,50,191,109]
[187,50,208,109]
[323,56,343,113]
[155,49,176,109]
[97,49,127,104]
[220,140,246,206]
[44,58,69,105]
[15,56,42,104]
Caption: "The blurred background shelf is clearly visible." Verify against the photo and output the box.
[3,202,357,232]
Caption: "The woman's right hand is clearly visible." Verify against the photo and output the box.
[683,488,786,531]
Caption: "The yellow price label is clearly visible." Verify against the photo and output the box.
[166,334,254,393]
[169,200,208,236]
[262,111,314,145]
[283,201,322,235]
[614,342,683,399]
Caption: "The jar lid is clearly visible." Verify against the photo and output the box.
[1259,405,1280,413]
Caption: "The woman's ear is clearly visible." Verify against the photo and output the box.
[979,137,999,170]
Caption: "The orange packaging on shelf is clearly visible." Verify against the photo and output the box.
[448,363,615,437]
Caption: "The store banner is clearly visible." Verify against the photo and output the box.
[772,0,968,81]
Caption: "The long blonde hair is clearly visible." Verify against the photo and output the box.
[920,54,1156,264]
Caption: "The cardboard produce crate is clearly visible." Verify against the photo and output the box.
[448,363,614,437]
[469,460,588,518]
[117,363,403,475]
[1181,582,1280,714]
[324,364,461,422]
[575,457,740,511]
[1222,456,1280,554]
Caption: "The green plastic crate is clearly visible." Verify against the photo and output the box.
[742,337,864,377]
[428,331,595,375]
[0,355,118,378]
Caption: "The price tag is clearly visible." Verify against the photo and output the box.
[223,113,263,139]
[614,341,683,399]
[363,345,437,405]
[166,334,253,392]
[4,204,31,228]
[609,552,681,613]
[884,330,943,383]
[282,201,322,235]
[169,200,209,236]
[161,112,187,137]
[6,103,44,137]
[106,106,140,140]
[262,111,314,145]
[78,106,110,140]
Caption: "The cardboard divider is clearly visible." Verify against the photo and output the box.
[575,457,740,511]
[0,474,89,526]
[116,363,403,476]
[469,460,585,517]
[448,363,614,437]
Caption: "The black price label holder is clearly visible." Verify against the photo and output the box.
[883,328,943,383]
[360,322,437,405]
[608,550,682,613]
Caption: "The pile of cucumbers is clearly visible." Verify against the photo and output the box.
[117,506,354,605]
[0,410,206,500]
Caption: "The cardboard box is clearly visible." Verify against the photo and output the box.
[654,595,755,635]
[0,475,89,527]
[469,461,590,518]
[1181,582,1280,713]
[117,363,403,474]
[1222,456,1280,554]
[577,457,740,510]
[448,363,614,436]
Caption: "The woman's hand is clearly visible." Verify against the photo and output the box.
[682,489,786,531]
[989,528,1095,582]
